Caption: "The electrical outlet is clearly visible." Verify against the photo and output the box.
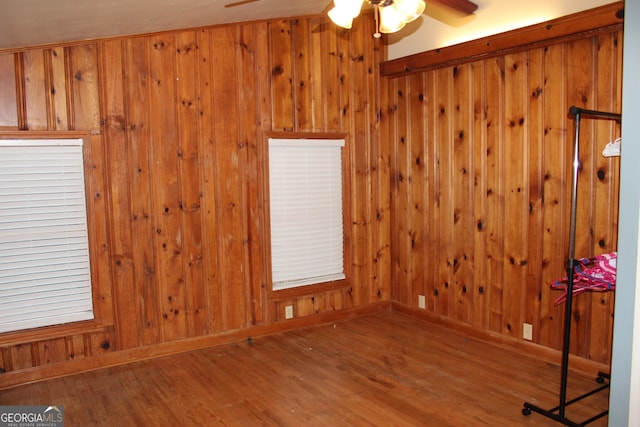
[285,305,294,320]
[523,323,533,341]
[418,295,426,309]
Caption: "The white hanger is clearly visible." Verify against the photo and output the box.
[602,137,621,157]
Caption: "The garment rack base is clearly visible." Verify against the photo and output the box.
[522,372,610,426]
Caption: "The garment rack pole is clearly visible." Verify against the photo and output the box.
[522,105,621,426]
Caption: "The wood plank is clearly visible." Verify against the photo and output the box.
[270,20,294,131]
[373,49,391,304]
[123,36,161,346]
[101,39,137,350]
[423,71,439,313]
[175,30,206,337]
[387,77,400,304]
[0,348,7,373]
[539,42,568,352]
[210,25,246,330]
[65,335,86,361]
[88,329,116,355]
[147,32,188,342]
[501,51,528,339]
[525,48,545,342]
[86,83,114,329]
[309,17,325,131]
[451,62,474,324]
[363,16,381,306]
[321,23,341,131]
[36,338,67,366]
[68,44,100,133]
[22,49,48,130]
[9,344,34,371]
[253,22,272,324]
[587,31,621,365]
[484,57,505,335]
[253,22,274,323]
[292,19,312,131]
[434,67,453,317]
[336,25,354,315]
[409,73,426,310]
[393,77,410,306]
[47,47,69,130]
[0,52,18,128]
[236,23,267,326]
[566,37,596,358]
[195,28,221,333]
[346,13,369,307]
[296,295,317,317]
[471,60,488,330]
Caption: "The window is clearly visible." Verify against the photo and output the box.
[268,138,346,291]
[0,136,94,334]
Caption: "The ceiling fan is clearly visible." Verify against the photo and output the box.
[225,0,478,15]
[429,0,478,15]
[224,0,260,8]
[327,0,478,37]
[224,0,478,37]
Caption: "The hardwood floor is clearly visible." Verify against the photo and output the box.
[0,310,609,426]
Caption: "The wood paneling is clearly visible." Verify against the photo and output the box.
[385,24,622,364]
[0,15,387,386]
[0,4,622,387]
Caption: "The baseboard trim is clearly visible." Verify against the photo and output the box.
[391,302,610,377]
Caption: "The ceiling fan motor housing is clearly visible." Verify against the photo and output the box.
[369,0,396,6]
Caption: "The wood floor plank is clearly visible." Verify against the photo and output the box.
[0,311,609,426]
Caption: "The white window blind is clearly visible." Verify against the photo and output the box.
[0,138,94,334]
[268,138,346,291]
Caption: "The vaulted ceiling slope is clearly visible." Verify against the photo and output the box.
[0,0,330,50]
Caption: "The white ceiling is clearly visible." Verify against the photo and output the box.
[387,0,617,59]
[0,0,617,55]
[0,0,331,51]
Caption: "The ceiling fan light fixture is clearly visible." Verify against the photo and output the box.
[329,0,431,37]
[393,0,426,23]
[328,0,365,29]
[378,3,406,34]
[336,0,366,17]
[328,7,354,29]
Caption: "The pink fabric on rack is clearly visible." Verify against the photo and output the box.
[551,252,617,305]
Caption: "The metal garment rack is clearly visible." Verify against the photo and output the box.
[522,106,622,426]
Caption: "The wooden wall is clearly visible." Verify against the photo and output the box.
[0,15,391,387]
[383,5,623,365]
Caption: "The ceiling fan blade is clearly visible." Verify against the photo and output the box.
[225,0,260,8]
[429,0,478,15]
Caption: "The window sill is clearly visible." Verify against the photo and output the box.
[268,279,351,301]
[0,318,109,347]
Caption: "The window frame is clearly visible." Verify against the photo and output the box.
[262,132,352,298]
[0,131,103,343]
